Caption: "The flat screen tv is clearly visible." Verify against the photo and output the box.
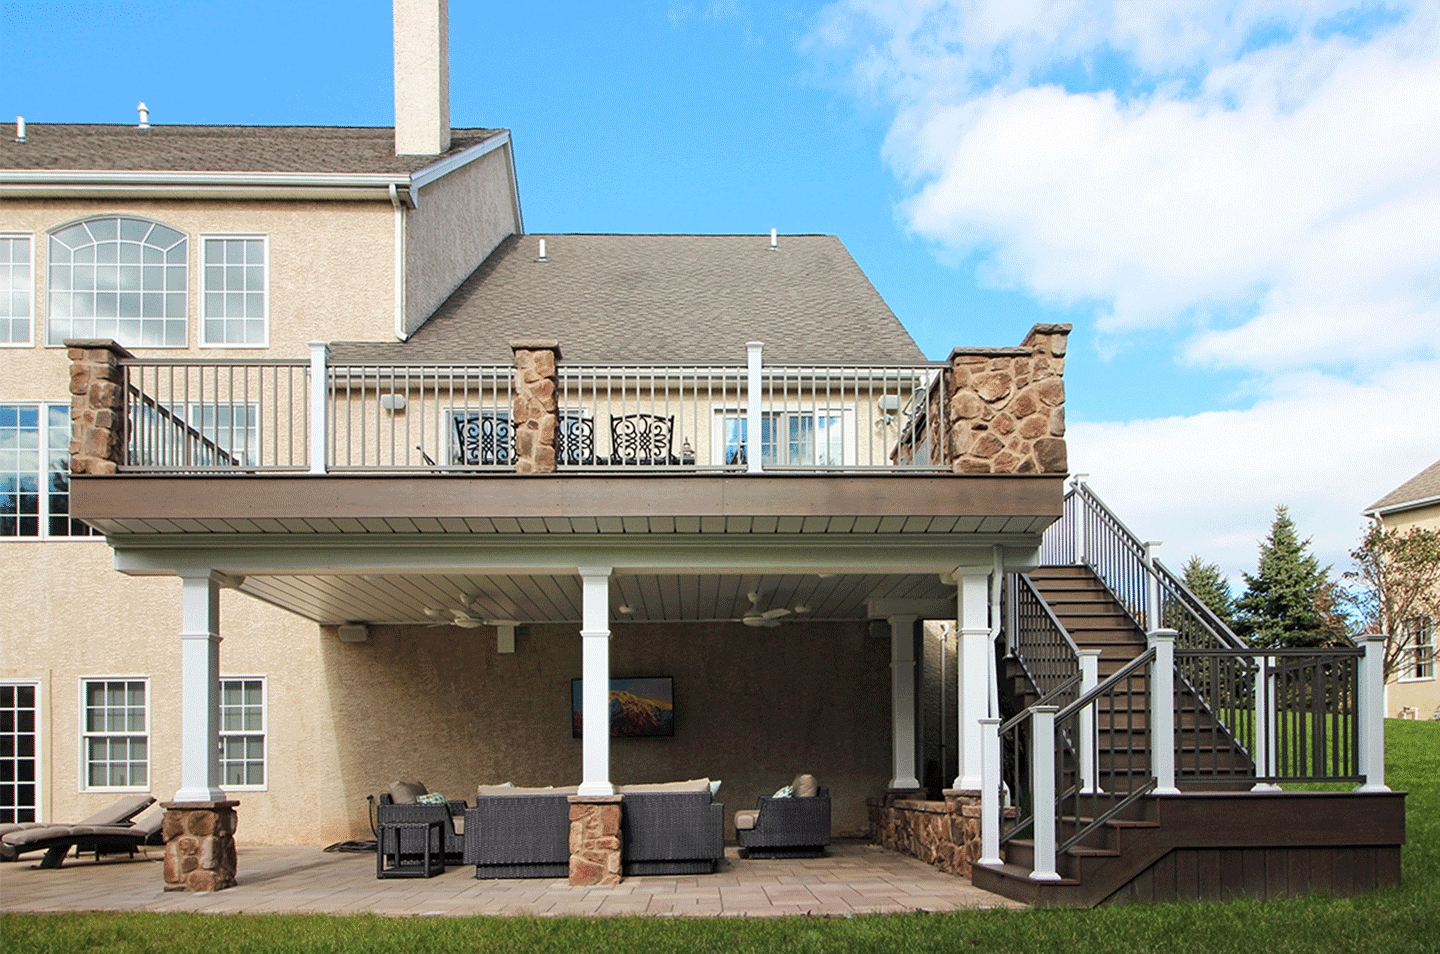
[571,676,675,738]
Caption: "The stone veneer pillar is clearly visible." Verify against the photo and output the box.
[66,338,134,475]
[162,800,239,891]
[868,790,985,878]
[510,339,561,473]
[567,794,623,886]
[947,323,1071,474]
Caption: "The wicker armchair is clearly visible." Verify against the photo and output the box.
[735,787,831,858]
[621,791,725,875]
[377,794,466,863]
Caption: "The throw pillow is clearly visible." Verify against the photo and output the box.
[772,785,793,798]
[388,780,428,804]
[792,773,819,798]
[415,791,447,805]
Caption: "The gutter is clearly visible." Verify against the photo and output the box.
[1364,493,1440,519]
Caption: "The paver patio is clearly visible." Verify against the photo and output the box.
[0,840,1021,917]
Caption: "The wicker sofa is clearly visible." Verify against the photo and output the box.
[461,779,725,879]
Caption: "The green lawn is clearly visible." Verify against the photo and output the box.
[4,720,1437,954]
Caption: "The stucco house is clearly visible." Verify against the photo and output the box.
[1365,458,1440,720]
[1,0,1404,906]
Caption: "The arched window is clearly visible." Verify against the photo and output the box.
[47,216,187,348]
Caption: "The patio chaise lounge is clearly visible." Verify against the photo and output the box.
[735,774,831,858]
[0,794,156,862]
[0,804,165,868]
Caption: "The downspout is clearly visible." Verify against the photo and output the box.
[389,183,408,341]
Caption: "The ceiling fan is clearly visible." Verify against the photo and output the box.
[422,595,486,628]
[741,591,810,628]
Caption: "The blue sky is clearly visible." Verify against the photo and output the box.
[4,0,1438,586]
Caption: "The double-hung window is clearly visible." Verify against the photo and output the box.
[202,236,268,346]
[82,679,148,790]
[219,678,266,788]
[1401,616,1435,681]
[47,216,187,348]
[0,404,96,538]
[0,234,33,345]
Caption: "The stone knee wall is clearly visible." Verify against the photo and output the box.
[869,791,981,877]
[947,323,1070,474]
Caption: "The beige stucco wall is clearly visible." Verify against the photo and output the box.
[321,619,892,843]
[403,145,519,335]
[1379,502,1439,719]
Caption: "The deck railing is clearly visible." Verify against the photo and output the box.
[1009,574,1081,701]
[116,346,949,475]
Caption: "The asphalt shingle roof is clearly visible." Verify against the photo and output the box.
[331,233,927,366]
[1366,459,1440,515]
[0,124,504,175]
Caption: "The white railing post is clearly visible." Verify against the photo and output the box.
[979,717,1002,866]
[745,341,763,474]
[1148,629,1179,795]
[1144,541,1162,634]
[1030,706,1062,881]
[1078,649,1101,794]
[1251,654,1282,791]
[1072,474,1089,566]
[1355,633,1391,793]
[308,341,329,475]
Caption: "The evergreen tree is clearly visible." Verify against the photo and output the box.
[1181,556,1236,630]
[1234,506,1348,648]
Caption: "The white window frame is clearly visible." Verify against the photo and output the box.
[711,407,857,468]
[45,215,189,349]
[0,402,101,541]
[200,234,270,349]
[0,233,34,347]
[219,676,267,790]
[0,679,44,824]
[1399,616,1435,683]
[79,677,150,793]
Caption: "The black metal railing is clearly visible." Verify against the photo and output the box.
[1010,573,1082,701]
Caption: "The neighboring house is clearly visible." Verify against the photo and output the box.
[1365,458,1440,720]
[0,0,1403,906]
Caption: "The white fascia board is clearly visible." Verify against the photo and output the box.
[1365,494,1440,519]
[408,130,512,192]
[1,169,414,203]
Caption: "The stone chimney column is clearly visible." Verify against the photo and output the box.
[394,0,451,156]
[67,339,134,475]
[946,323,1071,474]
[511,340,561,474]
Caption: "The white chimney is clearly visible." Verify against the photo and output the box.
[393,0,451,156]
[15,117,25,142]
[137,102,149,128]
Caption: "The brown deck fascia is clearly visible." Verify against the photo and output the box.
[72,472,1063,525]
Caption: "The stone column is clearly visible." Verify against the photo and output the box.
[66,338,133,475]
[568,794,623,885]
[162,800,239,891]
[511,339,561,473]
[947,323,1070,474]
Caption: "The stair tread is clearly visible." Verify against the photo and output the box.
[974,861,1082,886]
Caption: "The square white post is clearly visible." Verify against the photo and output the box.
[1143,541,1162,634]
[979,717,1002,866]
[176,571,226,802]
[308,341,329,475]
[1030,705,1062,881]
[1148,629,1179,795]
[953,569,990,791]
[1251,654,1282,791]
[578,566,614,797]
[1355,633,1391,793]
[745,341,763,473]
[888,614,920,789]
[1078,649,1101,794]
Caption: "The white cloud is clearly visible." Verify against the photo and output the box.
[1069,359,1440,584]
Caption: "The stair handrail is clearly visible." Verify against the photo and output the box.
[1009,573,1083,701]
[993,672,1083,860]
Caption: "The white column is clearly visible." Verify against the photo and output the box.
[578,566,614,797]
[308,341,329,475]
[1078,649,1101,794]
[1251,654,1282,792]
[1355,633,1391,793]
[1030,706,1062,881]
[978,717,1002,866]
[745,341,763,474]
[176,571,226,802]
[888,614,920,789]
[953,570,990,791]
[1149,629,1179,795]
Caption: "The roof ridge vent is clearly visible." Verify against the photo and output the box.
[769,228,778,251]
[14,116,24,142]
[137,102,149,128]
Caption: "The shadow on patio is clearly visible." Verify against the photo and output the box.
[0,840,1021,917]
